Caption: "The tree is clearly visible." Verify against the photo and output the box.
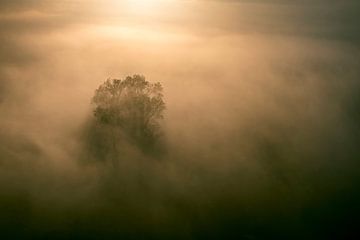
[92,75,166,153]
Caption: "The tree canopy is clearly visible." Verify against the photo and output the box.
[92,75,165,152]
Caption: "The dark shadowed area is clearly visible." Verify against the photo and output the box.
[1,0,360,239]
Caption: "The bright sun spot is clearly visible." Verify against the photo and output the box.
[125,0,170,15]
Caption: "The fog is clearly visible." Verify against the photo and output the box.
[1,0,360,239]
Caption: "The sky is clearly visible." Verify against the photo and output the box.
[1,0,360,239]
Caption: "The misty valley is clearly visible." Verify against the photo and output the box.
[1,0,360,239]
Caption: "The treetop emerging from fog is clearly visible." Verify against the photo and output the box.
[92,75,165,149]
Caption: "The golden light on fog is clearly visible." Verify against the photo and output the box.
[1,0,360,238]
[127,0,159,8]
[123,0,173,15]
[92,0,182,43]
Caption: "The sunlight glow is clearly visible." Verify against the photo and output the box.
[124,0,172,15]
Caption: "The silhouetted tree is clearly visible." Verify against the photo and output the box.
[92,75,165,154]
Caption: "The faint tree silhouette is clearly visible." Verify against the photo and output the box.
[91,74,166,156]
